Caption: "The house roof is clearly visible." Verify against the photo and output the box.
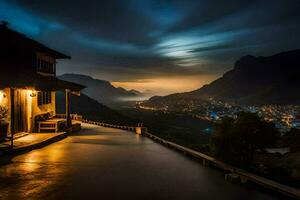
[0,23,84,92]
[0,23,70,59]
[0,73,85,92]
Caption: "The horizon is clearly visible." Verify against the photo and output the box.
[1,0,300,95]
[60,47,300,97]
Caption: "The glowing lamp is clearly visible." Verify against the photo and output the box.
[0,90,6,97]
[0,90,6,104]
[0,91,6,98]
[29,90,37,97]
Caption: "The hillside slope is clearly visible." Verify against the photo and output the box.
[56,91,137,125]
[146,49,300,106]
[58,74,142,106]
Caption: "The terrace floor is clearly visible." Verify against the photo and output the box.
[0,132,65,153]
[0,123,290,200]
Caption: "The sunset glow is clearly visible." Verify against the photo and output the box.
[112,74,218,97]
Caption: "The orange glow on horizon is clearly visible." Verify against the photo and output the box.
[112,74,218,97]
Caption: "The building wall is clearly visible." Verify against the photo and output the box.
[0,89,56,133]
[30,91,56,132]
[0,88,11,134]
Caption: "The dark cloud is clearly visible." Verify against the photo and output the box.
[7,0,160,47]
[166,0,254,33]
[1,0,300,93]
[167,0,300,34]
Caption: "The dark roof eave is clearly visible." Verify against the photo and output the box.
[31,37,71,59]
[56,79,86,92]
[0,25,71,59]
[0,73,85,92]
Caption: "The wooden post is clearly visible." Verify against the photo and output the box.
[10,88,14,149]
[135,127,142,134]
[65,89,71,128]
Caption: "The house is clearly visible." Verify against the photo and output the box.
[0,22,85,137]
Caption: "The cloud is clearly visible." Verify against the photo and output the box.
[1,0,300,94]
[6,0,161,47]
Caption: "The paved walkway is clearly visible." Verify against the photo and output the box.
[0,133,65,153]
[0,124,290,200]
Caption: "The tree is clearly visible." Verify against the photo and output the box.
[211,112,279,167]
[282,128,300,152]
[210,117,235,162]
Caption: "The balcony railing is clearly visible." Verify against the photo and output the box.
[55,114,83,121]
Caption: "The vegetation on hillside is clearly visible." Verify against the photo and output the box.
[120,109,212,152]
[210,112,279,167]
[211,112,300,188]
[56,92,138,126]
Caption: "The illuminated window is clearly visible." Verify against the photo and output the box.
[37,91,52,106]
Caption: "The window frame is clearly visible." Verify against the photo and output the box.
[36,53,56,75]
[37,91,52,106]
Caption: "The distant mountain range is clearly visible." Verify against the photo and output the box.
[145,49,300,106]
[58,74,144,106]
[56,92,137,125]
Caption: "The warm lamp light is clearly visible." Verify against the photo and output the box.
[0,91,6,98]
[0,91,6,104]
[29,90,37,97]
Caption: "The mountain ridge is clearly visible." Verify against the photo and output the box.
[58,73,143,106]
[146,49,300,106]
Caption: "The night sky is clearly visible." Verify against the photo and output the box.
[1,0,300,95]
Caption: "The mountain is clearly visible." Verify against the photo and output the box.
[129,89,143,96]
[145,49,300,106]
[58,74,143,106]
[56,92,137,125]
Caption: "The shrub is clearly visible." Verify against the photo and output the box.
[210,112,279,168]
[0,105,8,121]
